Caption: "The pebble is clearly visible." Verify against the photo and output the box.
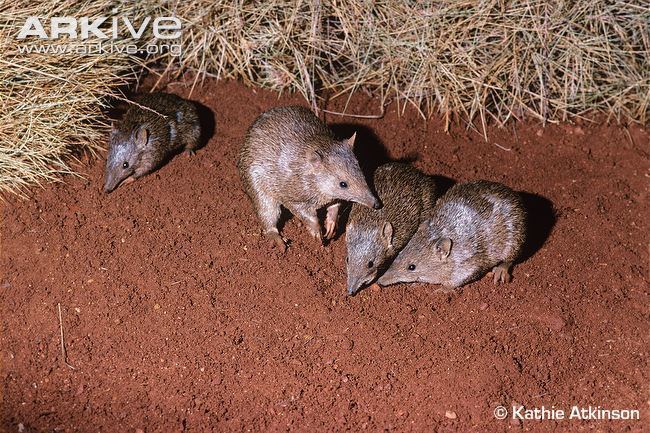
[445,410,457,419]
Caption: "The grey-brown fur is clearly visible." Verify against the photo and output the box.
[238,106,380,251]
[346,162,439,295]
[104,92,201,193]
[378,180,526,289]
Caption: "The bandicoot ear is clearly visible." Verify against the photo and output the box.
[308,149,324,167]
[109,122,117,139]
[344,132,356,148]
[135,126,149,148]
[434,237,452,261]
[381,221,393,248]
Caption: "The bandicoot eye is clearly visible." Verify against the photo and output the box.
[408,264,416,271]
[339,181,348,188]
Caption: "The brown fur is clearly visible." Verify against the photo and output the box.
[238,106,379,251]
[104,92,200,193]
[378,180,526,289]
[345,163,439,294]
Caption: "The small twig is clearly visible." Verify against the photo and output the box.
[493,142,512,152]
[57,303,77,370]
[321,107,385,119]
[623,127,635,148]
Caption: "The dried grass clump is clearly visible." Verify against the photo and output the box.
[159,0,648,127]
[0,0,141,196]
[331,1,650,129]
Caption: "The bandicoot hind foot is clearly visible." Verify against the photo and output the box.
[303,219,323,243]
[492,263,512,284]
[266,231,287,252]
[324,203,341,240]
[324,217,337,240]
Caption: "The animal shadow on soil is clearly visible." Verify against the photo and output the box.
[194,101,217,150]
[518,192,556,262]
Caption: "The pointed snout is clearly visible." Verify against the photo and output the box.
[347,270,379,295]
[347,277,362,296]
[103,176,117,193]
[347,270,374,296]
[103,168,132,193]
[356,192,382,210]
[103,171,126,193]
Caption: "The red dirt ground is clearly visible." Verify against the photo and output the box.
[1,80,648,432]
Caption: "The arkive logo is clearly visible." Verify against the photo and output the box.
[15,12,182,56]
[16,14,181,40]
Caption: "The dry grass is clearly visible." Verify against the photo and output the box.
[160,0,648,127]
[1,0,648,195]
[0,0,140,196]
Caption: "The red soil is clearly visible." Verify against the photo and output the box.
[1,80,648,432]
